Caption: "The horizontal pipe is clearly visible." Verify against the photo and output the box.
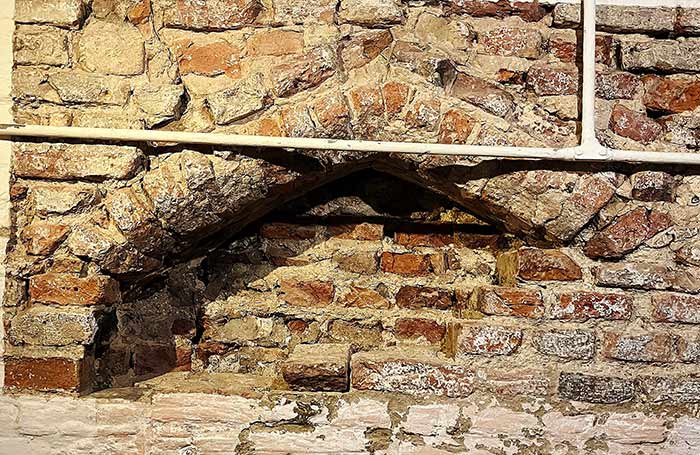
[3,123,700,165]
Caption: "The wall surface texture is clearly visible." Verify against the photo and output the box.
[4,0,700,454]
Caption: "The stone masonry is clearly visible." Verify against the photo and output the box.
[4,0,700,453]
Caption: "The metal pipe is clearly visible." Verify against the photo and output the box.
[1,0,698,165]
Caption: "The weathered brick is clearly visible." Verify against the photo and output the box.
[532,329,595,360]
[548,30,577,63]
[444,0,546,22]
[351,349,475,397]
[176,40,241,77]
[337,0,403,27]
[394,318,446,344]
[595,72,641,100]
[596,34,615,66]
[609,104,663,145]
[595,262,700,293]
[652,293,700,323]
[497,248,582,284]
[279,280,334,307]
[247,29,304,56]
[394,228,452,248]
[642,76,700,115]
[475,286,543,319]
[456,324,523,357]
[21,222,69,256]
[10,306,99,346]
[328,320,384,350]
[438,109,475,145]
[282,343,350,392]
[479,27,542,59]
[4,356,87,392]
[449,72,514,118]
[602,331,679,363]
[381,252,445,276]
[584,208,671,259]
[270,49,336,97]
[15,0,87,27]
[630,171,675,202]
[339,286,391,309]
[29,273,121,306]
[477,369,551,397]
[14,143,144,181]
[334,250,379,274]
[328,223,383,240]
[527,65,579,96]
[14,25,70,66]
[638,376,700,403]
[395,286,453,310]
[553,291,633,321]
[559,373,635,404]
[621,39,700,74]
[164,0,262,30]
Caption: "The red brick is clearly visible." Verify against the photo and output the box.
[260,222,317,240]
[339,286,391,309]
[395,318,446,344]
[438,109,475,145]
[643,76,700,114]
[382,81,412,117]
[602,331,678,363]
[652,293,700,324]
[631,171,675,202]
[584,208,671,259]
[4,356,88,392]
[21,222,69,255]
[596,34,615,66]
[395,286,453,310]
[279,279,335,307]
[594,262,694,292]
[381,252,444,276]
[527,65,579,96]
[333,250,379,274]
[609,104,662,145]
[479,27,543,59]
[476,286,543,319]
[328,222,383,240]
[443,0,547,22]
[549,33,577,63]
[497,248,582,284]
[553,291,633,321]
[453,232,505,249]
[596,72,641,100]
[247,30,303,56]
[351,350,476,397]
[176,40,241,77]
[456,324,523,357]
[29,273,120,306]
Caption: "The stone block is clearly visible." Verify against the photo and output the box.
[15,0,86,27]
[455,324,523,357]
[29,273,121,306]
[559,373,635,404]
[475,286,543,319]
[552,291,633,321]
[497,248,582,284]
[77,20,145,76]
[281,343,350,392]
[532,329,596,360]
[395,286,453,310]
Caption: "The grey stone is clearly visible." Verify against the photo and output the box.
[206,75,270,125]
[559,373,635,404]
[621,39,700,74]
[9,306,99,346]
[132,84,185,127]
[554,4,676,34]
[533,329,595,360]
[49,71,131,105]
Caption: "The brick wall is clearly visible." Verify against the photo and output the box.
[4,0,700,453]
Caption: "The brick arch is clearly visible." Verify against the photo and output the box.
[5,146,619,393]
